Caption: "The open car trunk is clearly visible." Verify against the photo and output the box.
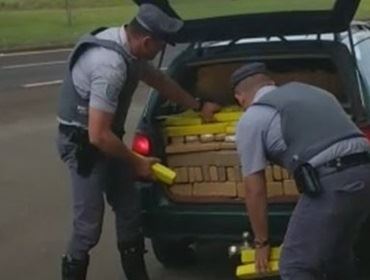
[149,41,364,204]
[133,0,361,43]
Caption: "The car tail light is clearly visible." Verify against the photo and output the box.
[361,125,370,142]
[132,133,151,156]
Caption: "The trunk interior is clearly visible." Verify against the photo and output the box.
[154,54,349,204]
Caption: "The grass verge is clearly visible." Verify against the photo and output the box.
[0,1,369,51]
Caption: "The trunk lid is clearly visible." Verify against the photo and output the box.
[133,0,361,43]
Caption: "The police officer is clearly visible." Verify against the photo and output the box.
[231,62,370,279]
[56,4,220,280]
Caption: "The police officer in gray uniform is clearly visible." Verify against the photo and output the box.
[57,4,220,280]
[231,62,370,279]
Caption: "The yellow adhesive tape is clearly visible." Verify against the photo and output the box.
[214,111,242,122]
[165,123,228,137]
[220,106,242,112]
[163,106,243,127]
[164,117,202,127]
[241,247,281,264]
[236,261,279,279]
[226,125,236,135]
[152,163,176,185]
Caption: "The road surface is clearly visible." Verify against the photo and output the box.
[0,47,237,280]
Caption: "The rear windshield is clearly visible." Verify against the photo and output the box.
[168,0,336,20]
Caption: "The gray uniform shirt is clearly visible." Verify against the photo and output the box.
[70,26,148,115]
[236,85,370,177]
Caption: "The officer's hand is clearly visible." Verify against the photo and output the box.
[133,155,160,181]
[200,102,222,123]
[255,245,270,274]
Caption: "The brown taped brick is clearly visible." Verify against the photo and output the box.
[207,150,239,166]
[282,169,290,180]
[165,142,221,154]
[215,133,226,142]
[167,150,239,167]
[171,136,184,144]
[209,166,218,182]
[272,165,283,181]
[234,166,242,182]
[194,167,203,182]
[220,142,236,150]
[188,167,195,183]
[170,184,192,196]
[185,135,199,143]
[283,180,299,196]
[267,182,283,198]
[200,134,215,143]
[265,166,274,183]
[218,167,226,182]
[227,167,236,181]
[202,165,210,181]
[237,182,245,198]
[193,182,237,197]
[175,167,188,183]
[225,135,236,142]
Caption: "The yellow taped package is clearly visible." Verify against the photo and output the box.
[165,117,202,127]
[163,106,242,127]
[241,247,281,264]
[214,111,243,122]
[162,110,199,127]
[152,163,176,185]
[236,260,279,279]
[165,123,228,137]
[164,115,202,126]
[226,125,236,135]
[220,105,242,112]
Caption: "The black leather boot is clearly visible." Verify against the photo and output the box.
[62,255,89,280]
[118,238,150,280]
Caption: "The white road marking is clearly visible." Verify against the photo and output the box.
[22,80,62,88]
[0,48,72,57]
[20,68,167,88]
[2,60,66,70]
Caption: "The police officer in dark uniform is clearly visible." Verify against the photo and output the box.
[56,4,220,280]
[231,62,370,279]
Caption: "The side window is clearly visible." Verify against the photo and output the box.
[353,31,370,111]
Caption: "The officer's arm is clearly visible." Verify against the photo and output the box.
[243,171,269,243]
[88,108,140,164]
[236,109,270,243]
[140,63,199,109]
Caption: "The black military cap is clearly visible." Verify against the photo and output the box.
[134,3,183,45]
[230,62,267,89]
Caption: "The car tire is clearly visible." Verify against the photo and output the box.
[151,238,196,268]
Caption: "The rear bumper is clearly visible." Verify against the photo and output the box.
[139,183,295,243]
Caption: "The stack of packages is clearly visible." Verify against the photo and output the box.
[162,107,299,200]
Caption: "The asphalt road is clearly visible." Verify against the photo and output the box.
[0,47,238,280]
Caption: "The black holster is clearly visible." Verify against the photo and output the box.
[59,125,100,177]
[293,163,322,197]
[71,130,99,177]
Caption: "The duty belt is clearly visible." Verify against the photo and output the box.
[316,152,370,176]
[59,123,124,139]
